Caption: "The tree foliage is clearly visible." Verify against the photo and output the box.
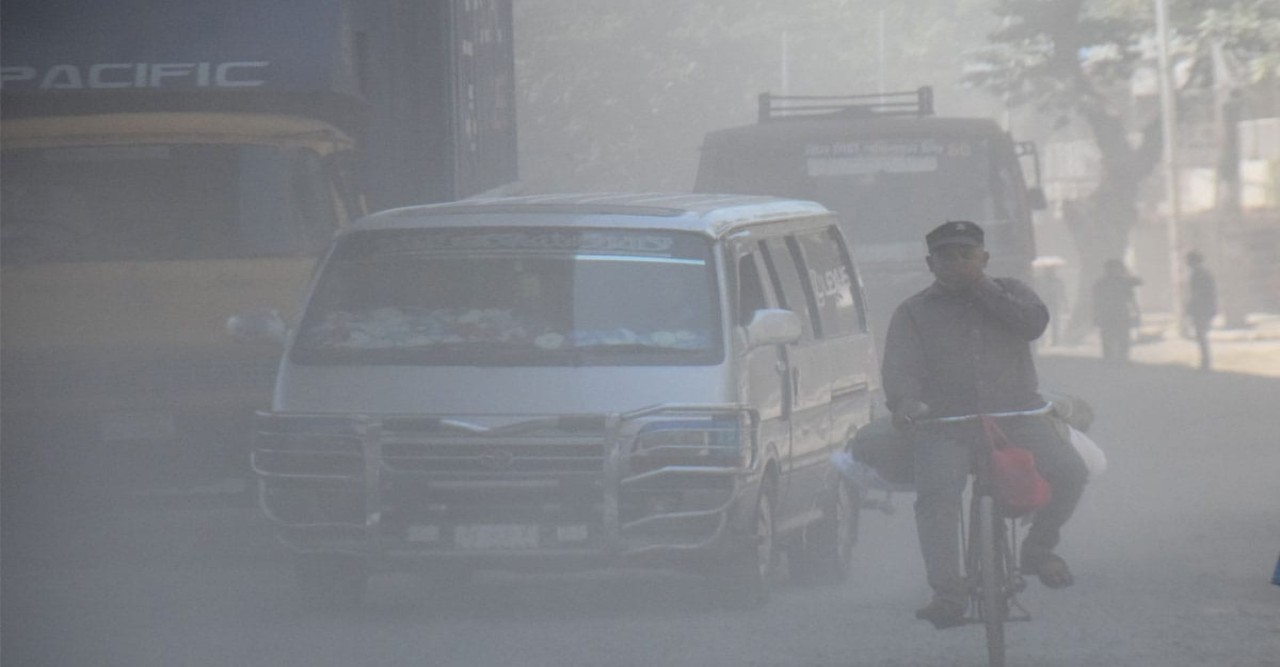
[515,1,997,193]
[966,0,1276,115]
[962,0,1276,325]
[1176,0,1280,88]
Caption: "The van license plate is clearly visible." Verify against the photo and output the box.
[454,524,540,550]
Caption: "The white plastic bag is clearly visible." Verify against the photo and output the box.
[831,450,916,493]
[1069,427,1107,479]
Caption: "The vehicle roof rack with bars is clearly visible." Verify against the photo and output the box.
[757,86,934,123]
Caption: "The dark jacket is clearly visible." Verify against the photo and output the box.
[1187,267,1217,324]
[881,277,1048,419]
[1092,274,1141,330]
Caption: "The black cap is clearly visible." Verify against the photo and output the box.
[926,220,984,251]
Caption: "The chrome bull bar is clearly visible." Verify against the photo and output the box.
[252,404,760,560]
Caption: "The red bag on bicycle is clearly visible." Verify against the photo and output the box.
[982,416,1051,516]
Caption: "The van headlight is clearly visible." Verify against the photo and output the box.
[632,414,752,465]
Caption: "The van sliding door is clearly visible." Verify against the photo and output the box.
[734,247,791,484]
[758,236,826,527]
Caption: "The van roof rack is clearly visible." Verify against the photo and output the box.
[757,86,934,123]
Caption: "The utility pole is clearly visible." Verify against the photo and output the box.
[1154,0,1182,315]
[781,31,790,96]
[1212,43,1247,328]
[877,8,885,96]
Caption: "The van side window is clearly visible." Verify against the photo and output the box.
[759,237,817,339]
[794,227,865,336]
[838,228,871,332]
[737,252,768,326]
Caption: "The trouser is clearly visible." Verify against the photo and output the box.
[911,415,1089,603]
[1099,325,1130,361]
[1192,318,1212,370]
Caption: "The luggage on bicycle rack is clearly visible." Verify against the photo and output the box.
[1067,426,1107,479]
[1044,390,1107,479]
[1043,390,1095,432]
[832,415,916,493]
[848,414,914,486]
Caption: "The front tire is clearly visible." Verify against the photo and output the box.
[716,483,777,608]
[977,495,1007,667]
[790,479,858,584]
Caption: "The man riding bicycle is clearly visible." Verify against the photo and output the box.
[881,221,1089,629]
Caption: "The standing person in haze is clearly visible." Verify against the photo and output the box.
[1092,259,1142,363]
[1185,250,1218,371]
[1035,264,1068,347]
[881,221,1089,629]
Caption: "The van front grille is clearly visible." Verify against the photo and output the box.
[382,438,606,476]
[254,414,613,481]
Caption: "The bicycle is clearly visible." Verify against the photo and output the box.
[913,403,1054,667]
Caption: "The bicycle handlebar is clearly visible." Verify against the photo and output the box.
[914,403,1053,425]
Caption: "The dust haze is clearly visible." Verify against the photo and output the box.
[4,2,1279,666]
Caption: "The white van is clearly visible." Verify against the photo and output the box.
[246,193,878,607]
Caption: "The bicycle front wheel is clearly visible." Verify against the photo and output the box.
[977,494,1007,667]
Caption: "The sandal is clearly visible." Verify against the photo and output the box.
[1024,552,1074,589]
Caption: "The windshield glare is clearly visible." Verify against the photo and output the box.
[293,228,722,366]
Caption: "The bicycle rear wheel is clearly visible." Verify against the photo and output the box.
[976,494,1007,667]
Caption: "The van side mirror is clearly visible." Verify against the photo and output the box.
[746,308,802,348]
[1027,187,1047,211]
[227,309,288,345]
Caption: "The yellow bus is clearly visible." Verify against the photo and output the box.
[1,114,354,495]
[1,0,519,500]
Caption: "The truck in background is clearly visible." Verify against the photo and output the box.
[694,88,1044,345]
[0,0,517,499]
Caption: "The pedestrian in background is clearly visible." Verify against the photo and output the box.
[1035,264,1068,347]
[1092,259,1142,363]
[1185,250,1218,371]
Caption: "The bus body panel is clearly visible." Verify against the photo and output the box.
[0,0,518,494]
[695,113,1038,343]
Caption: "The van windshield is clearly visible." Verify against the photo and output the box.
[292,227,722,366]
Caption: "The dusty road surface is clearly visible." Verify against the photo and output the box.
[4,354,1278,667]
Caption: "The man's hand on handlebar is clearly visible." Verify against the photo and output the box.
[892,400,931,431]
